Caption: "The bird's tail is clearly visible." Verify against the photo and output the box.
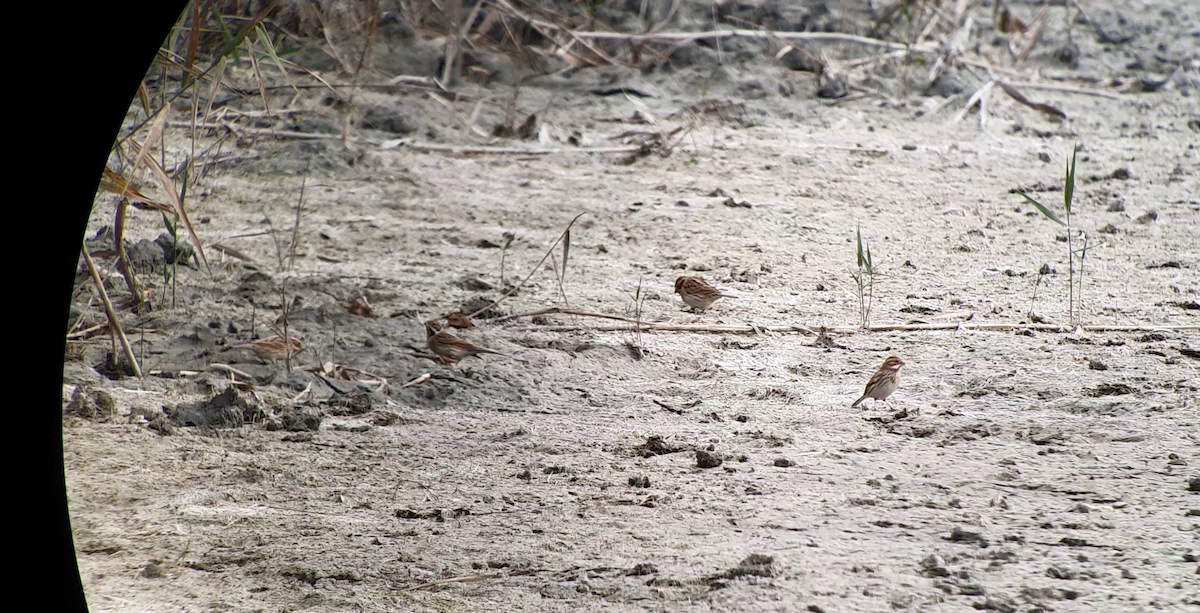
[850,395,866,408]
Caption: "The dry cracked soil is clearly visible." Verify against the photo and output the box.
[64,1,1198,611]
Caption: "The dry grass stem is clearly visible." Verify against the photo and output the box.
[997,81,1066,119]
[493,307,649,325]
[465,213,587,320]
[81,246,142,377]
[512,322,1198,335]
[401,373,432,388]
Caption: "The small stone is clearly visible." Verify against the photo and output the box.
[1054,42,1080,68]
[696,449,723,468]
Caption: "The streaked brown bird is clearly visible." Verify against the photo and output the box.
[851,356,904,407]
[231,336,304,364]
[674,276,727,312]
[425,321,505,363]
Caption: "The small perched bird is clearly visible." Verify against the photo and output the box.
[231,336,304,364]
[425,321,505,363]
[674,276,728,312]
[851,356,905,407]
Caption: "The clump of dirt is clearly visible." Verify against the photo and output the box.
[168,387,266,428]
[65,386,117,422]
[634,435,682,457]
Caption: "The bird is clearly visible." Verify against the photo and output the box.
[674,276,728,312]
[230,335,304,364]
[851,356,905,407]
[425,321,506,363]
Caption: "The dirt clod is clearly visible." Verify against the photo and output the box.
[460,296,504,319]
[695,449,723,468]
[142,562,163,579]
[635,435,680,457]
[168,387,265,428]
[625,563,658,576]
[945,527,990,548]
[1086,383,1135,397]
[66,386,118,421]
[709,554,776,581]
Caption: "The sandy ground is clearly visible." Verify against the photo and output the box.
[66,1,1198,611]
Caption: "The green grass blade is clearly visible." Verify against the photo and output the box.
[256,25,299,94]
[211,7,241,66]
[1064,143,1078,215]
[856,226,865,268]
[1018,191,1066,226]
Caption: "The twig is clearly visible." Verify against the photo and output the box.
[511,322,1198,335]
[281,289,292,373]
[112,198,146,312]
[520,24,938,53]
[207,363,255,379]
[209,242,256,263]
[401,373,432,388]
[425,92,491,138]
[632,274,647,359]
[996,81,1066,120]
[492,307,649,324]
[382,141,641,156]
[403,569,540,592]
[289,159,311,272]
[81,246,142,377]
[1000,81,1132,101]
[67,324,166,341]
[166,121,341,140]
[954,80,996,123]
[1015,2,1050,65]
[292,382,313,403]
[929,17,973,80]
